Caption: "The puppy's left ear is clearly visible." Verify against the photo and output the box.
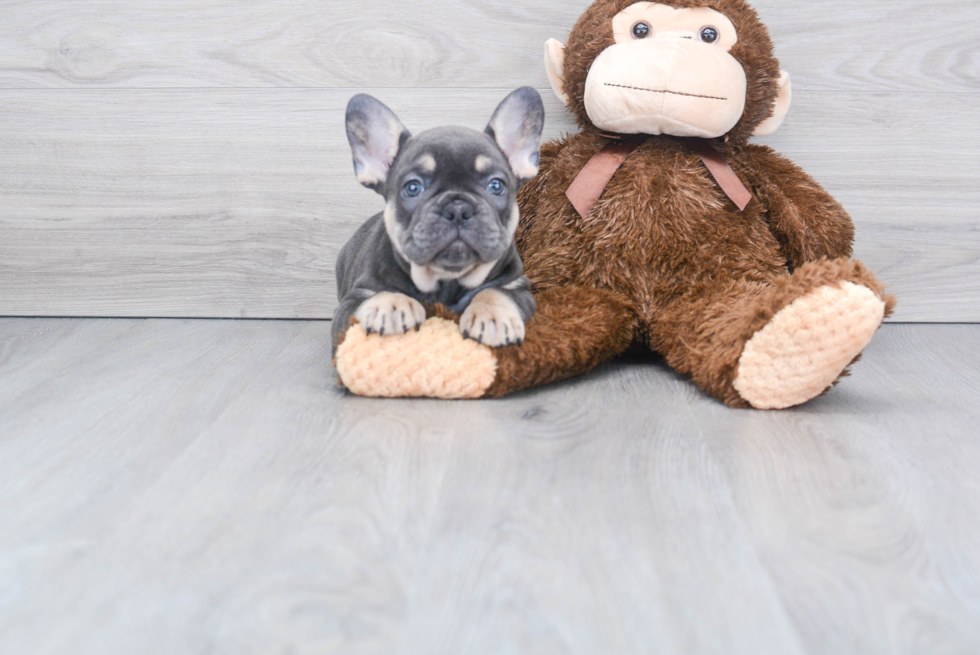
[486,87,545,181]
[346,94,411,193]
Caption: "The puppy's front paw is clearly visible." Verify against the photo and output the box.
[354,292,426,336]
[460,289,525,347]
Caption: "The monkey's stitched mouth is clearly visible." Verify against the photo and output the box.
[605,83,727,101]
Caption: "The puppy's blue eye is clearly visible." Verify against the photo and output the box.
[487,178,506,196]
[403,180,424,197]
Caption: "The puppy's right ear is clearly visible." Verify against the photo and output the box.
[346,94,411,193]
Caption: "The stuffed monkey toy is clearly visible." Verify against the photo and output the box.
[335,0,895,409]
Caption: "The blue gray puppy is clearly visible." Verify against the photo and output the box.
[333,88,544,350]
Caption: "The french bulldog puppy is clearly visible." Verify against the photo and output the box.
[333,87,545,351]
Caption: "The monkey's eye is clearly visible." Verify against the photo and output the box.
[403,180,424,197]
[487,178,506,196]
[631,22,651,39]
[699,26,719,44]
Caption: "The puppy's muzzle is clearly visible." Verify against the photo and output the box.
[440,197,475,224]
[403,191,506,267]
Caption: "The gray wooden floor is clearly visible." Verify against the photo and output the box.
[1,318,978,654]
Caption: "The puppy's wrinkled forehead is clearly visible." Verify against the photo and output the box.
[391,127,512,182]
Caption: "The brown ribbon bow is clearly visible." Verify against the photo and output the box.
[565,134,753,218]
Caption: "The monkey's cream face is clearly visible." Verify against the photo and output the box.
[583,2,747,138]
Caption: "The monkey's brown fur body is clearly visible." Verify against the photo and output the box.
[335,0,895,408]
[490,132,894,406]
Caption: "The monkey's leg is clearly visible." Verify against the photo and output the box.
[483,286,638,397]
[649,258,896,409]
[334,286,637,399]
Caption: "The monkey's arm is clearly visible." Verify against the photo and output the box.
[738,144,855,270]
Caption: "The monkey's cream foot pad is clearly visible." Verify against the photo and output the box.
[335,318,497,399]
[734,282,887,410]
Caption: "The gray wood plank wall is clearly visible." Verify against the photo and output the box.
[1,0,978,321]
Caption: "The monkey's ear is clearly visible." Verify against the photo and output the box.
[545,39,570,107]
[486,87,546,180]
[753,71,792,137]
[345,94,411,193]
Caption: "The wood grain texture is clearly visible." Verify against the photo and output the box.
[0,0,976,93]
[0,0,977,320]
[0,0,590,89]
[1,89,977,320]
[1,319,979,654]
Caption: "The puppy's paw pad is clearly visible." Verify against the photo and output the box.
[354,292,426,336]
[460,289,526,348]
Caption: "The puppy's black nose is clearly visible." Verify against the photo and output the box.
[442,199,475,223]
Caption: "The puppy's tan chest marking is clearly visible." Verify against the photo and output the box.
[410,260,499,293]
[410,264,443,294]
[459,260,497,288]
